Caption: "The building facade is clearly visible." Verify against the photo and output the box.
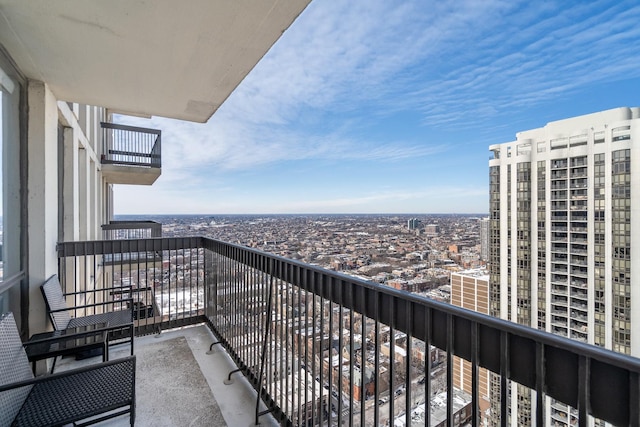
[488,107,640,425]
[479,218,490,261]
[450,270,491,422]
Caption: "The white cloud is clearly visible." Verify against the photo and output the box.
[400,1,640,126]
[280,187,487,214]
[118,1,508,181]
[114,0,640,213]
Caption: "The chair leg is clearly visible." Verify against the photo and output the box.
[130,391,136,426]
[130,325,134,355]
[51,356,58,373]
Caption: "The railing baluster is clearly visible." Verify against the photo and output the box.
[446,313,453,427]
[535,342,545,427]
[349,283,354,427]
[296,266,302,426]
[406,301,413,427]
[389,297,395,427]
[255,259,274,425]
[284,265,291,419]
[630,370,640,427]
[577,356,589,427]
[337,280,344,426]
[471,321,478,427]
[360,285,366,426]
[374,290,380,427]
[500,331,508,427]
[303,271,316,424]
[319,278,325,427]
[425,306,431,427]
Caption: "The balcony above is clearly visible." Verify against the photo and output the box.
[102,220,162,240]
[0,1,311,122]
[101,122,161,185]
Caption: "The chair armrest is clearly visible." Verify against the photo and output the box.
[0,356,136,393]
[23,327,110,346]
[48,298,134,313]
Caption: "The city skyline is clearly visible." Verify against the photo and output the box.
[114,0,640,215]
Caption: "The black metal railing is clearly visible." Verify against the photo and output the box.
[100,122,161,168]
[56,237,640,426]
[101,220,163,240]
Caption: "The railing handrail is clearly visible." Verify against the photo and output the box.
[56,236,640,425]
[101,220,163,230]
[100,121,161,136]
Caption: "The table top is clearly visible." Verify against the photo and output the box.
[25,322,108,360]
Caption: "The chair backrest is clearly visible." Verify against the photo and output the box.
[0,312,34,425]
[41,275,71,330]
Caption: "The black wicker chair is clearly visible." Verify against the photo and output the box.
[41,274,134,355]
[0,312,136,426]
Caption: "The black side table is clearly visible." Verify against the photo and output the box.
[24,322,109,374]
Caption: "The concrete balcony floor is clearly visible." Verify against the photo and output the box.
[56,324,279,427]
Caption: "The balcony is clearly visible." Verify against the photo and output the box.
[100,122,161,185]
[570,170,588,179]
[50,236,640,426]
[551,285,568,295]
[551,297,568,307]
[102,220,163,240]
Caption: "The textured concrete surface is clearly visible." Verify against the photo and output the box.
[56,324,280,426]
[134,336,225,426]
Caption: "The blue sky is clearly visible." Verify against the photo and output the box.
[115,0,640,215]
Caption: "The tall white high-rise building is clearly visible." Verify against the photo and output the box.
[488,107,640,426]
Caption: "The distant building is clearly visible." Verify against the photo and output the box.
[406,390,472,427]
[407,218,420,230]
[448,244,461,254]
[425,224,439,235]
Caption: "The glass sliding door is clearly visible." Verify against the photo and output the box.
[0,50,25,326]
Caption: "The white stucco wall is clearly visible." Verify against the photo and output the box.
[27,80,59,333]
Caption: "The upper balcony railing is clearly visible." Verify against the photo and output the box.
[56,236,640,426]
[101,220,162,240]
[101,122,161,168]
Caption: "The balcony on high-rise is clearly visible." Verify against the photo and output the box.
[36,236,640,426]
[100,123,162,185]
[102,220,163,240]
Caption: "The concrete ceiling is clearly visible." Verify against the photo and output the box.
[0,0,310,122]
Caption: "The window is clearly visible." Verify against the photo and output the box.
[0,55,24,319]
[594,131,605,144]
